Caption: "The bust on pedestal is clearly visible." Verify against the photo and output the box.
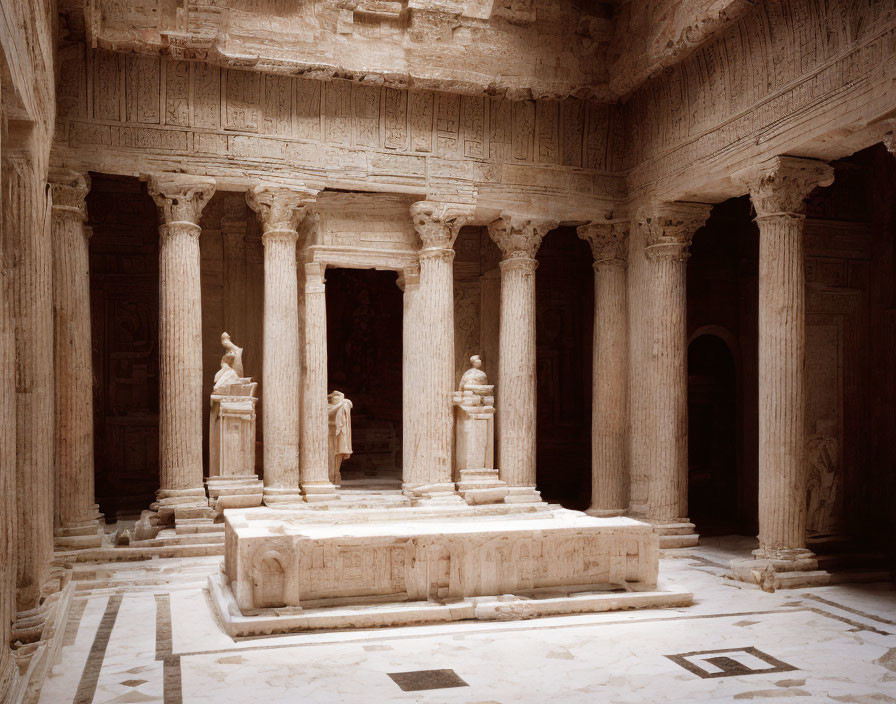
[327,390,353,486]
[454,356,508,504]
[207,333,263,510]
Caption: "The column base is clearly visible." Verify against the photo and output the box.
[10,570,73,704]
[263,486,305,508]
[154,486,209,509]
[54,511,105,550]
[301,481,339,503]
[502,486,544,505]
[402,482,465,506]
[646,518,699,548]
[457,469,509,505]
[207,475,264,511]
[585,507,626,518]
[728,549,828,591]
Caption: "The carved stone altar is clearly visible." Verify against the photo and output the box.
[210,507,691,636]
[206,333,263,511]
[453,355,508,504]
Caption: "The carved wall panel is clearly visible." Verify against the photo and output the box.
[56,47,622,208]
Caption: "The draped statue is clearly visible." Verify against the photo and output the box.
[327,390,353,485]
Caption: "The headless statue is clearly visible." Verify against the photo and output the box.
[214,332,246,392]
[327,390,353,485]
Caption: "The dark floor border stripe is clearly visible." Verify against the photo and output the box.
[803,593,896,626]
[63,599,89,647]
[73,594,123,704]
[155,593,183,704]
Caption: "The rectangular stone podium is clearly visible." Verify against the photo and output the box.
[211,508,691,635]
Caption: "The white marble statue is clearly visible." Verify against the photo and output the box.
[208,332,262,509]
[327,390,353,486]
[453,355,507,504]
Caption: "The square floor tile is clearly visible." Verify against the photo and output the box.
[666,646,797,679]
[387,669,469,692]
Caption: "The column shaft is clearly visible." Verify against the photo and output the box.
[591,261,628,513]
[418,248,456,487]
[262,231,301,501]
[50,169,102,546]
[301,261,336,500]
[757,214,808,554]
[497,257,538,490]
[649,253,688,521]
[5,149,54,611]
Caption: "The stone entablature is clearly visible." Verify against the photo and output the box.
[53,46,623,213]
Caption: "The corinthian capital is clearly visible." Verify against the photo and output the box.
[246,183,318,233]
[487,214,558,260]
[734,156,834,217]
[146,173,216,225]
[48,168,90,221]
[577,220,629,266]
[410,201,474,250]
[639,201,711,262]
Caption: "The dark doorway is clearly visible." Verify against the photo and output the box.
[326,268,403,486]
[535,227,594,510]
[88,175,160,519]
[687,333,741,534]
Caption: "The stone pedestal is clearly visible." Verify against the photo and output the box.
[247,184,317,507]
[453,358,507,504]
[578,221,629,518]
[148,173,216,514]
[207,381,262,511]
[402,202,473,504]
[640,203,711,548]
[301,261,338,502]
[730,156,835,589]
[487,215,557,504]
[49,169,103,549]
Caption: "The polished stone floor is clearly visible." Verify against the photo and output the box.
[40,536,896,704]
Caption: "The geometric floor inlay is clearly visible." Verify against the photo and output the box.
[387,669,470,691]
[665,647,798,679]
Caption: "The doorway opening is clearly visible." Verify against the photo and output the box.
[88,175,160,520]
[687,333,741,535]
[535,227,594,510]
[325,268,404,488]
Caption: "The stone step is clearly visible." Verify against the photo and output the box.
[774,570,831,589]
[659,534,700,549]
[62,542,225,563]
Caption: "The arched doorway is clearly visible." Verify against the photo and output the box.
[687,332,741,534]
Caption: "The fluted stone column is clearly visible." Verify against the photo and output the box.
[247,184,317,506]
[641,202,711,547]
[6,145,55,614]
[403,202,473,503]
[488,214,557,503]
[578,221,629,517]
[301,260,337,501]
[730,156,834,585]
[398,265,424,489]
[147,174,216,511]
[49,169,103,548]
